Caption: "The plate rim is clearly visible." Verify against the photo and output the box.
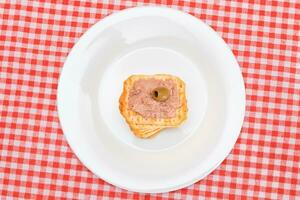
[57,6,246,193]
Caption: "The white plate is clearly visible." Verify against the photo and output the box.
[57,7,245,193]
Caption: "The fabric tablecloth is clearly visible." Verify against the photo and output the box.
[1,0,299,199]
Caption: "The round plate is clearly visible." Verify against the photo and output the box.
[57,7,245,193]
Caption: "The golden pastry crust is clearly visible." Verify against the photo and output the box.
[119,74,188,138]
[130,126,163,138]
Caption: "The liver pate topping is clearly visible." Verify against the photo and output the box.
[128,78,181,118]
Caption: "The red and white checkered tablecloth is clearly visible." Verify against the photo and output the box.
[0,0,299,199]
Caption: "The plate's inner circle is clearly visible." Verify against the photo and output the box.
[99,46,207,151]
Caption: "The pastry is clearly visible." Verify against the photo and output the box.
[119,74,187,138]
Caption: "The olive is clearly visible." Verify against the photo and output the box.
[151,87,170,102]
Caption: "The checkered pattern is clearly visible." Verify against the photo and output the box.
[0,0,299,199]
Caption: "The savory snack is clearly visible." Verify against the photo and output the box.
[119,74,187,138]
